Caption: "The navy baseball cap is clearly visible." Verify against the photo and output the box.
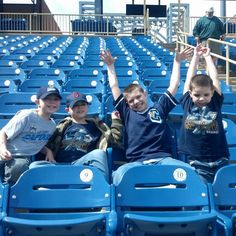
[66,92,89,108]
[37,87,62,100]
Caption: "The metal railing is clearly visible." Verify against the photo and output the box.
[0,12,156,36]
[176,30,236,86]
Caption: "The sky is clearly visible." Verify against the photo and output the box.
[3,0,236,17]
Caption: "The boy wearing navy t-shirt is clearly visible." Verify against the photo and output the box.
[101,48,192,185]
[179,45,229,183]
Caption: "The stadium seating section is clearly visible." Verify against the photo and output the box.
[1,34,236,235]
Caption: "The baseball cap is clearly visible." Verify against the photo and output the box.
[207,7,214,12]
[66,92,89,108]
[36,86,62,100]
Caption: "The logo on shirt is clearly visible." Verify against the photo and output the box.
[63,126,93,153]
[21,125,52,141]
[148,108,162,123]
[185,106,218,135]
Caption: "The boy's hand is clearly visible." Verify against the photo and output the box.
[175,47,193,62]
[0,147,12,160]
[100,49,117,66]
[202,47,211,57]
[111,111,121,119]
[194,43,204,57]
[45,148,56,163]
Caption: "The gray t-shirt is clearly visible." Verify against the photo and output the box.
[2,109,56,156]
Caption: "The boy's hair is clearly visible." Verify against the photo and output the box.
[189,74,214,91]
[123,84,145,98]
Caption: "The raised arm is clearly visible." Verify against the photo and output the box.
[100,50,121,100]
[203,47,221,95]
[183,44,202,94]
[167,47,193,96]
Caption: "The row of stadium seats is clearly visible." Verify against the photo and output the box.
[0,163,236,235]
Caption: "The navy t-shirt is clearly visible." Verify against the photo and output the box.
[114,91,178,161]
[179,91,229,160]
[56,121,101,163]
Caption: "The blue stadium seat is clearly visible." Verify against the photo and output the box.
[81,60,107,72]
[18,79,61,93]
[0,118,10,130]
[221,105,236,120]
[220,81,233,94]
[20,59,49,73]
[0,59,18,68]
[138,60,168,72]
[210,164,236,236]
[113,60,138,71]
[222,118,236,162]
[113,68,139,81]
[2,165,116,236]
[0,93,36,118]
[36,47,62,59]
[0,68,26,84]
[147,79,171,94]
[28,68,66,84]
[67,68,105,83]
[115,164,218,236]
[141,68,171,85]
[147,80,183,103]
[52,59,80,74]
[222,118,236,147]
[58,54,84,64]
[1,54,28,64]
[62,79,104,101]
[0,79,18,95]
[0,181,8,235]
[12,47,36,58]
[223,93,236,105]
[30,54,56,65]
[62,47,86,59]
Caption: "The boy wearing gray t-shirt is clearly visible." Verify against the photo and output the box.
[0,86,61,184]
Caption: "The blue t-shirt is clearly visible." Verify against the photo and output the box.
[179,91,229,160]
[56,121,101,163]
[114,91,178,161]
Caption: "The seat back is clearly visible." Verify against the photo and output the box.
[0,68,26,84]
[115,164,217,235]
[212,164,236,217]
[0,79,18,95]
[141,68,171,85]
[67,68,105,83]
[0,93,36,118]
[62,79,104,100]
[0,181,8,235]
[18,79,61,93]
[28,68,66,83]
[3,165,113,236]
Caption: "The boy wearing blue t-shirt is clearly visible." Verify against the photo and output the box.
[178,44,229,183]
[101,48,192,185]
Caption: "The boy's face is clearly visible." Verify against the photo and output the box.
[69,101,88,120]
[39,94,61,115]
[189,85,214,108]
[125,88,148,112]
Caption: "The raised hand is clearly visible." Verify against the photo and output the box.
[175,47,193,62]
[100,49,117,66]
[202,47,211,57]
